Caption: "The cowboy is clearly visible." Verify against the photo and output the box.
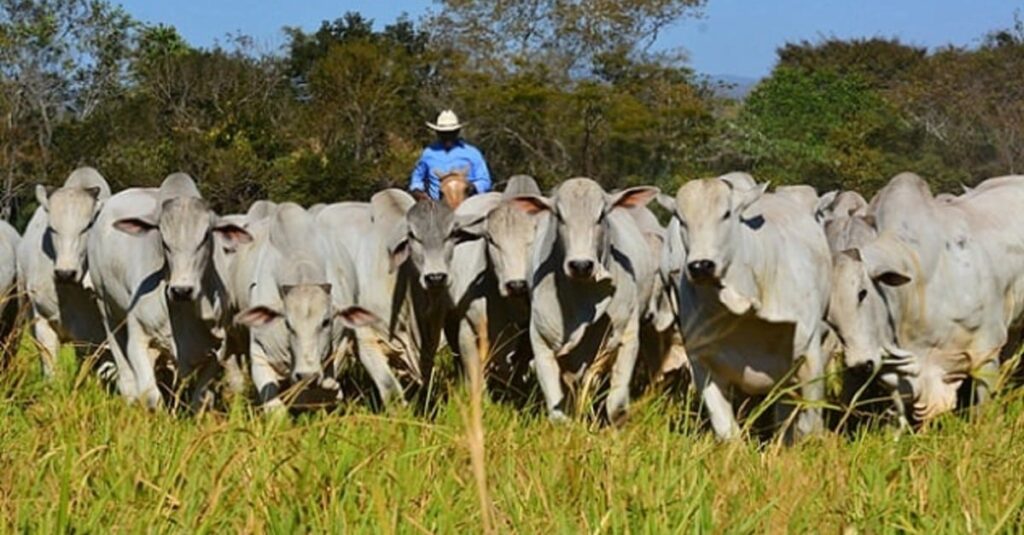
[409,110,492,203]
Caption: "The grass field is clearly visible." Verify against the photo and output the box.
[2,339,1024,533]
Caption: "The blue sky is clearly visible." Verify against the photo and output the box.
[116,0,1022,78]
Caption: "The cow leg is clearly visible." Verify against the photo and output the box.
[33,316,60,379]
[791,344,826,441]
[251,345,284,412]
[692,360,739,440]
[218,328,248,396]
[606,316,641,426]
[531,323,567,422]
[179,354,219,412]
[973,359,999,407]
[126,319,161,409]
[354,327,404,406]
[101,315,137,400]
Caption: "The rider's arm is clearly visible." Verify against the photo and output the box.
[469,147,492,194]
[409,152,429,194]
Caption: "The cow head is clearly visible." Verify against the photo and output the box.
[37,184,103,284]
[485,202,541,296]
[826,237,913,374]
[114,197,252,301]
[378,190,457,291]
[236,283,378,384]
[511,178,658,282]
[450,192,541,297]
[672,177,767,286]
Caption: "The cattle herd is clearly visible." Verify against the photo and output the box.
[4,166,1024,442]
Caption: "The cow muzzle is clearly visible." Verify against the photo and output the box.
[167,284,196,302]
[504,279,528,296]
[291,371,322,384]
[54,268,79,284]
[423,272,449,289]
[565,259,595,280]
[686,259,718,285]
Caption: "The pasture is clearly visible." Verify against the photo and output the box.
[2,340,1023,533]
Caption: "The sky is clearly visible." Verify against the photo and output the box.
[115,0,1023,79]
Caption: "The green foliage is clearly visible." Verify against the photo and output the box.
[3,1,1024,223]
[733,67,912,193]
[776,37,926,89]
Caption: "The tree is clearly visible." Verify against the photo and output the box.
[428,0,706,78]
[0,0,135,218]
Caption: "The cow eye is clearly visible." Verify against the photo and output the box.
[321,318,330,328]
[285,321,295,334]
[857,288,868,303]
[722,210,731,220]
[678,218,688,230]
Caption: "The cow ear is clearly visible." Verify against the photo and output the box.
[113,216,158,235]
[35,184,51,211]
[656,193,676,211]
[335,305,380,328]
[213,221,253,245]
[861,215,877,229]
[873,271,911,287]
[84,186,102,200]
[841,248,863,262]
[609,186,660,210]
[235,306,282,327]
[388,238,410,273]
[318,283,332,295]
[371,189,416,227]
[736,183,768,213]
[814,190,838,222]
[510,195,552,215]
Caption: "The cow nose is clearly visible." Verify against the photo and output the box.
[54,269,77,282]
[168,285,194,301]
[292,371,320,384]
[687,259,716,279]
[424,272,448,288]
[567,259,594,278]
[505,279,528,296]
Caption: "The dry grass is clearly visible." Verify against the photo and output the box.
[1,336,1023,532]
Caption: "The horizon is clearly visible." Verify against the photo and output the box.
[115,0,1023,79]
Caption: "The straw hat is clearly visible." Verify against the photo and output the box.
[426,109,464,132]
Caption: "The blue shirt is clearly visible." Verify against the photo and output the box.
[409,140,491,200]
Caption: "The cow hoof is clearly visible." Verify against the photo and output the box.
[262,399,286,415]
[548,410,569,424]
[607,407,628,427]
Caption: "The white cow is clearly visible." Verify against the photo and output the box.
[315,191,458,405]
[511,178,659,424]
[229,202,376,409]
[87,173,251,408]
[829,172,1024,421]
[667,176,831,441]
[445,176,544,396]
[0,220,20,356]
[17,167,111,377]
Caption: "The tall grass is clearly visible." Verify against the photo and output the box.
[1,337,1023,533]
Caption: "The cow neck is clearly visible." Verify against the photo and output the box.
[722,216,764,309]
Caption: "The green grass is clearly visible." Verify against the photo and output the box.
[2,339,1024,533]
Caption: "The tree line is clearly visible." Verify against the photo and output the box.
[2,0,1022,227]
